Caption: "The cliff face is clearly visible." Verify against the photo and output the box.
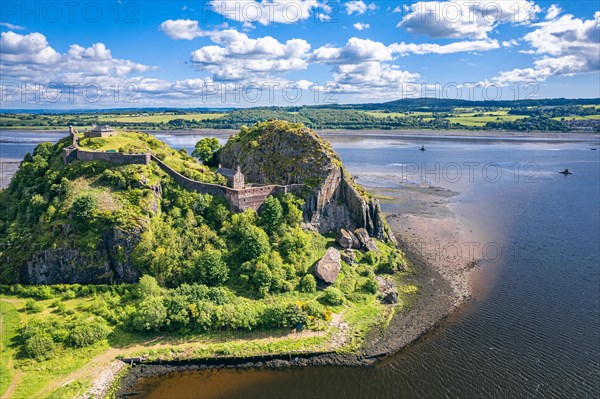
[219,120,396,242]
[19,227,141,285]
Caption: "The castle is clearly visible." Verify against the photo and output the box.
[62,127,303,212]
[85,125,116,138]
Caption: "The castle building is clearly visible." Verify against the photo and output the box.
[85,125,116,138]
[217,165,245,189]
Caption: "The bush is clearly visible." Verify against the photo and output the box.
[25,299,43,313]
[283,303,307,327]
[129,297,167,332]
[298,274,317,293]
[321,287,345,306]
[72,194,98,222]
[68,319,111,347]
[25,331,55,359]
[361,277,379,294]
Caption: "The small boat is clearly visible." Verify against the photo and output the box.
[559,168,572,175]
[419,145,426,151]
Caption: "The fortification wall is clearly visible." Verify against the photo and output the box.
[151,155,228,197]
[76,150,150,165]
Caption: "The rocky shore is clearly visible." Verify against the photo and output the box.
[116,179,474,397]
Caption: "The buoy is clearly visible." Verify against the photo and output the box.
[419,145,426,151]
[559,168,572,175]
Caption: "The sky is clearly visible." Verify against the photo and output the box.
[0,0,599,108]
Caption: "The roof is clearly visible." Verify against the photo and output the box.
[216,167,236,178]
[217,165,243,178]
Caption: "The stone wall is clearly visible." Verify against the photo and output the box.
[151,155,228,197]
[76,150,150,165]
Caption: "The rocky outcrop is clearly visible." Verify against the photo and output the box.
[313,247,341,284]
[19,227,141,285]
[354,228,379,252]
[219,120,396,243]
[336,228,359,249]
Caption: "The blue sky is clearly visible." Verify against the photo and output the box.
[1,1,598,108]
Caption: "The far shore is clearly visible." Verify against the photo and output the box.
[2,127,598,142]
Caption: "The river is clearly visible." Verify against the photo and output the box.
[1,130,599,398]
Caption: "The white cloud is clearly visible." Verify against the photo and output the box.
[0,22,25,30]
[353,22,370,30]
[345,1,376,15]
[390,39,500,55]
[493,12,600,84]
[0,31,153,84]
[545,4,562,20]
[502,39,519,47]
[159,19,205,40]
[209,0,319,25]
[190,29,311,81]
[311,38,394,64]
[399,1,541,39]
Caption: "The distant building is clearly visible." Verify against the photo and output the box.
[85,125,116,138]
[217,165,245,189]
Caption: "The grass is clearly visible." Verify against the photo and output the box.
[551,115,600,121]
[0,284,406,398]
[0,301,20,397]
[97,113,225,124]
[448,114,527,126]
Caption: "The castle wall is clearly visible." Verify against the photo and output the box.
[76,150,150,165]
[61,136,303,213]
[151,155,228,197]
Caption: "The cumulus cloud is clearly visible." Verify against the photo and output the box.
[353,22,370,30]
[398,1,541,39]
[493,12,600,84]
[190,29,311,81]
[345,1,376,15]
[209,0,319,25]
[0,31,153,85]
[159,19,205,40]
[545,4,562,20]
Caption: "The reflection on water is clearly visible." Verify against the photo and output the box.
[2,131,599,398]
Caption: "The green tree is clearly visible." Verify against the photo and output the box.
[137,275,163,298]
[195,249,229,286]
[71,194,98,222]
[259,196,283,235]
[129,297,168,332]
[253,261,272,297]
[192,138,221,165]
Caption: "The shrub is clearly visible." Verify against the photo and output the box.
[361,277,379,294]
[129,297,167,332]
[72,194,98,222]
[283,303,307,327]
[25,299,43,313]
[321,287,345,306]
[25,331,55,359]
[68,319,111,348]
[137,275,163,298]
[298,274,317,293]
[362,251,380,266]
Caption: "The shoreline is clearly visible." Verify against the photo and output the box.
[2,128,598,142]
[116,184,471,397]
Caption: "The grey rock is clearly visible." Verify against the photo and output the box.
[336,229,354,249]
[354,228,379,252]
[313,247,342,284]
[340,249,355,265]
[382,292,399,304]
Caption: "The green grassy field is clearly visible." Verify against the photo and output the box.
[97,113,225,123]
[552,115,600,121]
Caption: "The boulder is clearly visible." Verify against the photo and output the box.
[341,249,355,265]
[313,247,341,284]
[354,228,379,252]
[336,228,354,249]
[382,292,399,304]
